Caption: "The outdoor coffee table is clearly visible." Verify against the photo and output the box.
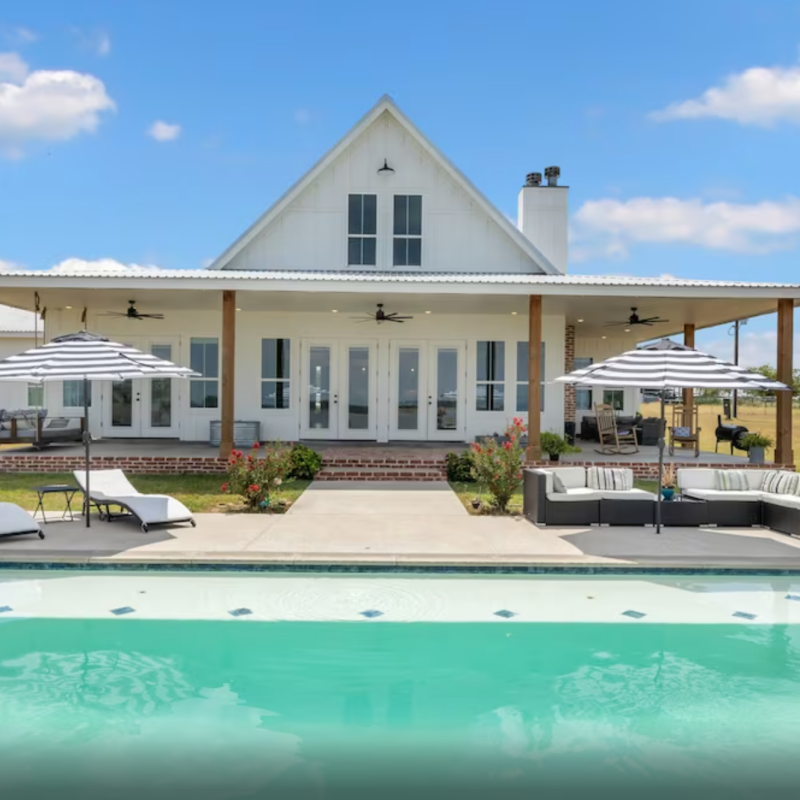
[32,484,79,524]
[659,495,708,527]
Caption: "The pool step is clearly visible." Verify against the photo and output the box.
[316,457,447,482]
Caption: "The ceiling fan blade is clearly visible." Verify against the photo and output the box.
[386,317,405,323]
[641,321,654,326]
[603,321,629,327]
[99,311,127,317]
[389,315,413,320]
[137,314,164,319]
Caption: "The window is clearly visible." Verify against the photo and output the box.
[574,357,593,411]
[603,389,624,411]
[476,341,505,411]
[348,194,377,266]
[261,338,291,409]
[393,195,422,266]
[515,341,546,412]
[27,384,44,407]
[63,381,91,408]
[190,337,219,409]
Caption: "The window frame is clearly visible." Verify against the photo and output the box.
[573,357,593,411]
[189,337,220,410]
[476,340,506,412]
[392,194,422,267]
[27,383,44,408]
[63,380,92,408]
[260,338,291,410]
[603,389,625,412]
[347,193,378,266]
[515,341,546,413]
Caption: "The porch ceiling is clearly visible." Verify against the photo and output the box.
[0,284,789,339]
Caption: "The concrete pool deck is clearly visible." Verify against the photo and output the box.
[2,481,800,570]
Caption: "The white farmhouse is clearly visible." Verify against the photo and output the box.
[0,96,797,464]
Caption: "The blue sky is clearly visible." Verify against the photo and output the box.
[1,0,800,362]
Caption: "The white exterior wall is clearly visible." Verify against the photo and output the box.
[0,335,36,410]
[225,111,540,274]
[43,308,566,444]
[572,335,639,421]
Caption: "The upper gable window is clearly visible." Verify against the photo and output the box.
[348,194,377,266]
[393,195,422,266]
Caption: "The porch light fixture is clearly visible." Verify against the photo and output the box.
[577,318,584,323]
[331,309,338,313]
[65,305,73,309]
[425,310,431,314]
[601,335,607,339]
[236,307,242,312]
[624,328,631,333]
[511,311,518,315]
[377,158,395,176]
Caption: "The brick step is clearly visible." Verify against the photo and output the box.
[315,465,447,481]
[321,458,446,468]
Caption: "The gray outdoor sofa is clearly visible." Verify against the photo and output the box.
[524,466,657,526]
[677,468,800,534]
[0,409,85,449]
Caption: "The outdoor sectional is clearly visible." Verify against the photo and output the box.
[677,468,800,534]
[523,467,657,527]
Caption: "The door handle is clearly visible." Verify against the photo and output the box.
[333,394,338,405]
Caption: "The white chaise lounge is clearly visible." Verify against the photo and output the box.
[0,503,44,540]
[74,469,196,533]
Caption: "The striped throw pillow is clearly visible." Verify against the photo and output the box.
[587,467,633,491]
[714,469,750,491]
[761,471,800,495]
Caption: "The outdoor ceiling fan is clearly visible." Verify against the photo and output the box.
[350,303,413,324]
[100,300,164,321]
[604,306,669,328]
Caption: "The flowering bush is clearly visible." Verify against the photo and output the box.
[470,417,527,513]
[222,440,293,511]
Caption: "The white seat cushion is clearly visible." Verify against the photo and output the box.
[677,469,717,491]
[761,493,800,509]
[546,487,602,503]
[599,489,657,501]
[0,503,41,536]
[683,489,763,502]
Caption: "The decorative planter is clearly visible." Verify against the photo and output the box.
[547,453,560,462]
[209,420,261,448]
[748,446,765,464]
[471,498,481,510]
[661,488,675,501]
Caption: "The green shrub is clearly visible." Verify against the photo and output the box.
[470,418,527,513]
[740,432,773,449]
[446,451,475,482]
[289,443,323,479]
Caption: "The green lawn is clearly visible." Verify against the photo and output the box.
[0,473,310,514]
[450,478,660,515]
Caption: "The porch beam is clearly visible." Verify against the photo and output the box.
[526,295,542,461]
[220,290,236,459]
[682,324,695,440]
[776,299,794,465]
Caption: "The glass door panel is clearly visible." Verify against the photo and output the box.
[149,344,173,428]
[111,381,133,428]
[390,342,427,440]
[303,344,337,438]
[347,347,370,431]
[397,348,419,430]
[428,343,464,440]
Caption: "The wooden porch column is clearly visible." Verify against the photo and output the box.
[526,295,542,461]
[776,298,794,466]
[220,290,236,459]
[682,324,695,434]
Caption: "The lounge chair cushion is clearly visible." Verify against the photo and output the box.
[0,503,41,536]
[761,492,800,509]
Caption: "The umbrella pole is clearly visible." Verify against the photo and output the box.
[656,395,665,534]
[83,376,91,528]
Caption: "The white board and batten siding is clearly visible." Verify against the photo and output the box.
[223,110,539,275]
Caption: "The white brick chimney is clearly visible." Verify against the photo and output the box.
[517,166,568,273]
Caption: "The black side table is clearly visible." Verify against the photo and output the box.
[32,485,79,524]
[659,496,708,527]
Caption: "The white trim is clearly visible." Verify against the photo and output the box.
[205,95,561,275]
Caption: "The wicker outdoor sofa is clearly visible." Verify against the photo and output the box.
[0,409,85,449]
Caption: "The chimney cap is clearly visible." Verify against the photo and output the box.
[525,172,542,187]
[544,165,561,186]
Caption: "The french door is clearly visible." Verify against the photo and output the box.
[105,340,181,438]
[389,341,465,440]
[301,340,377,440]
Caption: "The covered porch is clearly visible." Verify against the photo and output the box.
[0,268,797,470]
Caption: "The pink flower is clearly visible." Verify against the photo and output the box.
[503,441,512,451]
[253,441,260,450]
[221,482,228,492]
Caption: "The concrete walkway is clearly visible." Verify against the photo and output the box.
[1,481,800,569]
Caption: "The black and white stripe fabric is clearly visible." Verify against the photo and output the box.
[587,467,633,491]
[556,338,790,391]
[761,471,800,495]
[0,331,199,382]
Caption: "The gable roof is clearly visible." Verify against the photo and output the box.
[208,95,560,275]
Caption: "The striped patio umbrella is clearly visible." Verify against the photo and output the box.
[555,338,791,532]
[0,331,198,527]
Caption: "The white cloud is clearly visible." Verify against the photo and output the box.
[147,120,181,141]
[700,329,800,370]
[96,32,111,57]
[0,51,28,82]
[48,258,161,274]
[2,26,37,47]
[71,28,111,57]
[572,195,800,260]
[651,62,800,126]
[293,108,313,125]
[0,53,115,155]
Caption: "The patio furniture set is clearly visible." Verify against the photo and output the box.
[0,409,85,449]
[524,466,800,536]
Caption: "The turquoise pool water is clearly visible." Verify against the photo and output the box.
[1,615,799,799]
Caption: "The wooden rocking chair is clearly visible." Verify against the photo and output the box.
[594,403,639,455]
[668,403,700,457]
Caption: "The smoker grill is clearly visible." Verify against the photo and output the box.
[714,414,749,454]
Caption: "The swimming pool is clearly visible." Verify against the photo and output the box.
[1,571,799,799]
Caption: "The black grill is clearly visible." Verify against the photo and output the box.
[715,414,749,454]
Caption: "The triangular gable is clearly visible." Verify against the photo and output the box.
[209,95,559,275]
